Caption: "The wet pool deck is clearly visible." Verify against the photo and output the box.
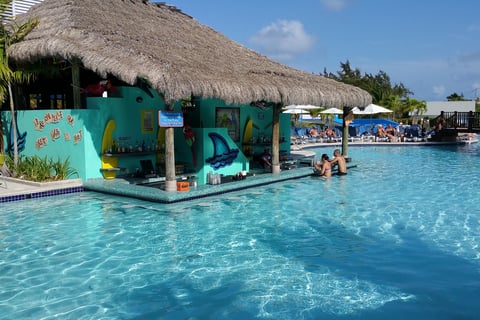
[83,148,318,203]
[83,166,315,203]
[0,149,316,203]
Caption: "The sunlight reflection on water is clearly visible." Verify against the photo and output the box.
[1,144,479,319]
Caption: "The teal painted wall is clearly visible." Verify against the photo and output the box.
[86,86,166,178]
[195,98,291,155]
[1,109,89,180]
[1,87,292,184]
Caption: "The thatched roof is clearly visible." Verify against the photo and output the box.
[7,0,371,107]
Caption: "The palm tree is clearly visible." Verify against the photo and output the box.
[0,1,38,164]
[405,97,427,118]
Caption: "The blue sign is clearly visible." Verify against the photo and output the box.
[159,111,184,128]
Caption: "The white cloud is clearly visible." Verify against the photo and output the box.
[249,20,316,61]
[320,0,350,11]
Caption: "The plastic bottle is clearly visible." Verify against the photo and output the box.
[207,172,213,184]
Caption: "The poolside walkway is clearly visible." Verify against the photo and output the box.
[0,177,84,203]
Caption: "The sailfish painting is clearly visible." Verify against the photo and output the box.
[8,112,27,153]
[205,132,239,169]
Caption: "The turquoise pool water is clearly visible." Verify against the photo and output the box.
[1,144,479,319]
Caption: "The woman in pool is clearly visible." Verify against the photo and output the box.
[314,153,332,178]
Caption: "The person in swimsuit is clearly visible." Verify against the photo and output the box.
[385,124,397,142]
[314,153,332,178]
[324,126,337,141]
[330,149,347,175]
[376,124,387,140]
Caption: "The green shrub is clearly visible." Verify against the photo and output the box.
[4,154,78,182]
[50,157,78,180]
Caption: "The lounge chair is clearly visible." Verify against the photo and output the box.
[327,127,342,143]
[404,125,425,142]
[348,126,362,142]
[291,127,307,145]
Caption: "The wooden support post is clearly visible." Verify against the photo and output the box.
[164,125,177,192]
[71,59,81,109]
[271,103,281,174]
[342,106,353,158]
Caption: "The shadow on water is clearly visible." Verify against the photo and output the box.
[256,216,480,320]
[121,278,255,320]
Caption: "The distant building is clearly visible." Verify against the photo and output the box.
[0,0,43,21]
[422,101,475,116]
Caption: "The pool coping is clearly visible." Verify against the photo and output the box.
[83,166,315,203]
[0,177,84,203]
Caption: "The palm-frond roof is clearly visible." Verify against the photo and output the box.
[7,0,371,106]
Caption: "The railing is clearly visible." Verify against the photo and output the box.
[432,111,480,132]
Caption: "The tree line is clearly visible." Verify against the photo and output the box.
[322,60,426,120]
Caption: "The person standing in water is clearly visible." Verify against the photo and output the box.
[330,149,347,175]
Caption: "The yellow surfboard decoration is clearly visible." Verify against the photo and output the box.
[242,118,254,156]
[101,119,119,179]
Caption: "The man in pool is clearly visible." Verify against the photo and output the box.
[330,149,347,175]
[260,147,272,171]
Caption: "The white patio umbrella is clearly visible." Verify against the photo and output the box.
[319,107,344,126]
[352,107,364,115]
[362,103,393,114]
[353,104,393,130]
[353,104,393,115]
[320,107,344,114]
[283,104,321,113]
[283,105,321,124]
[282,109,310,114]
[283,104,320,109]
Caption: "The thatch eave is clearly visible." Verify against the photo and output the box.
[7,0,371,107]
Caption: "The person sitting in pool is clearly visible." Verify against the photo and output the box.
[314,153,332,178]
[260,147,272,171]
[330,149,347,175]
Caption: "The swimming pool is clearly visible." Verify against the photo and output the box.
[1,144,479,319]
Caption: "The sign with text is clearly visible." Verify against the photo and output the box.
[158,110,184,128]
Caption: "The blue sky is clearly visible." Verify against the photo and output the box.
[162,0,480,102]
